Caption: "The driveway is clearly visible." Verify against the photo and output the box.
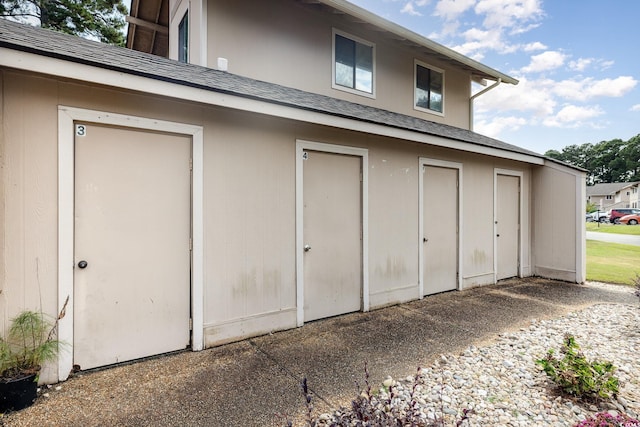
[2,278,636,426]
[586,230,640,246]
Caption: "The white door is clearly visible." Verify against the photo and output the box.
[74,123,192,370]
[303,150,362,322]
[423,165,458,295]
[496,174,520,280]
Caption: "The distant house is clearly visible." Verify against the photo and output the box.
[0,0,586,384]
[587,182,639,210]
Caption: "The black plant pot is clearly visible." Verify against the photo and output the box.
[0,373,38,412]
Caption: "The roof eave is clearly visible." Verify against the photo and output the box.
[316,0,519,85]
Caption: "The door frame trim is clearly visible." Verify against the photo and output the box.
[295,140,369,326]
[419,158,463,296]
[57,106,204,381]
[494,168,523,282]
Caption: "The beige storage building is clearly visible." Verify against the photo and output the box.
[0,0,585,384]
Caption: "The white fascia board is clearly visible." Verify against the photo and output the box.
[0,48,540,165]
[317,0,518,86]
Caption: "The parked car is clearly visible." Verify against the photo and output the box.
[609,208,640,223]
[587,211,609,222]
[619,214,640,225]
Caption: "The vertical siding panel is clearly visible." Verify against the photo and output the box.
[3,73,59,318]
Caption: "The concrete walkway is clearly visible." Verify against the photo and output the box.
[4,278,636,426]
[587,230,640,246]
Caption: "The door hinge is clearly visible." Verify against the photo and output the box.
[189,318,193,330]
[189,158,193,171]
[189,237,193,251]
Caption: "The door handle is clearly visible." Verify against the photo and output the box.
[77,260,88,269]
[423,237,428,243]
[304,245,311,252]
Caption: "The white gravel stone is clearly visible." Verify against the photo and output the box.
[319,300,640,426]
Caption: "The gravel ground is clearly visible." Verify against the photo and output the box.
[1,281,638,426]
[318,287,640,426]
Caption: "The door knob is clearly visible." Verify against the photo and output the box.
[78,260,88,269]
[304,245,311,252]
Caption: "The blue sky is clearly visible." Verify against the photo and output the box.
[347,0,639,154]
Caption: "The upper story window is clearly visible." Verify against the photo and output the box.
[415,61,444,115]
[333,29,375,97]
[178,11,189,63]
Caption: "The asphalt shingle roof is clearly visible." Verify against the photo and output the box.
[0,19,544,160]
[586,182,639,196]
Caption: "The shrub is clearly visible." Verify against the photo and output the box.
[536,334,619,400]
[574,411,640,427]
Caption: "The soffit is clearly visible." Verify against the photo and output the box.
[126,0,169,57]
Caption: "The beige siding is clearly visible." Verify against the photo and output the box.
[204,112,297,342]
[205,0,471,129]
[532,163,585,282]
[2,74,59,325]
[1,70,584,383]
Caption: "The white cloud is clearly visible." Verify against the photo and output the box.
[520,51,566,73]
[401,3,423,15]
[475,116,528,137]
[475,77,556,117]
[523,41,546,51]
[542,105,604,128]
[433,0,476,21]
[553,76,638,101]
[475,0,544,30]
[599,60,614,70]
[631,104,640,112]
[568,58,592,72]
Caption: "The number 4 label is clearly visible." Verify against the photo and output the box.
[75,124,87,137]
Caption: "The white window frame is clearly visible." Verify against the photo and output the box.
[414,59,445,117]
[332,28,376,99]
[177,10,189,63]
[169,0,189,62]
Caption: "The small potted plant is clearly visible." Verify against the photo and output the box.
[0,301,66,412]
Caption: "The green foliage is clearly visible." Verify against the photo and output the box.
[0,310,62,380]
[544,134,640,184]
[0,0,127,45]
[536,334,619,400]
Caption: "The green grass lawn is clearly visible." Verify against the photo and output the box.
[586,240,640,284]
[586,222,640,235]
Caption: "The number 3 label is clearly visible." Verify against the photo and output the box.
[75,124,87,137]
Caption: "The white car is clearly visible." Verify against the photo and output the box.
[587,211,609,222]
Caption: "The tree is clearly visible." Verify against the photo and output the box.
[0,0,127,45]
[544,134,640,184]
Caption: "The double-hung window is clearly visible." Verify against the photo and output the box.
[415,61,444,114]
[333,30,375,97]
